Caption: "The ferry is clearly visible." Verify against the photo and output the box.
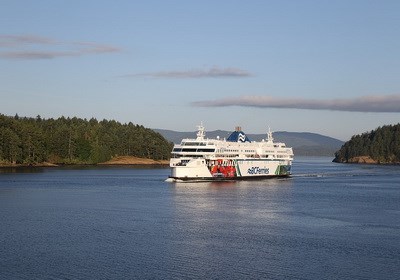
[168,123,294,181]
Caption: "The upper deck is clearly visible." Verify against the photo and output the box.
[171,124,294,161]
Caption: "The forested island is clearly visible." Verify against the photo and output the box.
[333,124,400,164]
[0,114,173,166]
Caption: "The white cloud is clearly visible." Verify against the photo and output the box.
[0,34,120,60]
[122,66,252,78]
[192,94,400,113]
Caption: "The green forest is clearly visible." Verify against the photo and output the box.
[0,114,173,165]
[334,123,400,164]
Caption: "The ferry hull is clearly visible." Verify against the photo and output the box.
[169,158,291,182]
[168,174,290,182]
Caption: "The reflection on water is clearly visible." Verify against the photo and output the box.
[164,178,296,278]
[170,178,295,235]
[172,181,294,223]
[0,167,46,174]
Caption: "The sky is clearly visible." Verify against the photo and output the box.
[1,0,399,141]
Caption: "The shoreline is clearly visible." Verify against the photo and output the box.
[333,156,400,165]
[0,156,169,168]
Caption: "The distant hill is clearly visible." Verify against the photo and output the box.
[154,128,343,156]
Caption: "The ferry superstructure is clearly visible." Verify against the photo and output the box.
[169,124,294,181]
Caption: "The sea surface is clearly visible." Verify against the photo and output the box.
[0,157,399,280]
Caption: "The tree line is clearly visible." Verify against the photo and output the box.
[334,123,400,163]
[0,114,173,165]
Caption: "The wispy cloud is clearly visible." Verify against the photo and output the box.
[122,66,252,79]
[192,94,400,113]
[0,35,56,47]
[0,34,120,60]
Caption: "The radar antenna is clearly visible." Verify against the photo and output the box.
[266,127,274,142]
[196,122,206,140]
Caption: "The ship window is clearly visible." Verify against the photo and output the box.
[181,148,197,152]
[197,148,215,152]
[173,148,182,152]
[183,142,200,146]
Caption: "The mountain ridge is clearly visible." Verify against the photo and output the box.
[154,128,343,156]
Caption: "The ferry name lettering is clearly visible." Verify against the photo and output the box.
[247,167,269,175]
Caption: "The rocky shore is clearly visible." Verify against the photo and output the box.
[346,156,378,164]
[98,156,169,165]
[333,155,400,165]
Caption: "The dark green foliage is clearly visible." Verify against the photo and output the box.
[0,114,173,164]
[334,124,400,163]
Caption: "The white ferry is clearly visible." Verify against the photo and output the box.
[168,124,294,181]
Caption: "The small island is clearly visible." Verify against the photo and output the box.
[333,123,400,164]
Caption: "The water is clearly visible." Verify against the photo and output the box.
[0,158,399,279]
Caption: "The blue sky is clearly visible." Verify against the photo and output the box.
[1,0,399,140]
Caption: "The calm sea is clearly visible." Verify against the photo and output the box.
[0,157,399,280]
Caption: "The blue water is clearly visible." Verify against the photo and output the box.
[0,158,399,279]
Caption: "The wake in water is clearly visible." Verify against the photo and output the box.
[293,166,397,179]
